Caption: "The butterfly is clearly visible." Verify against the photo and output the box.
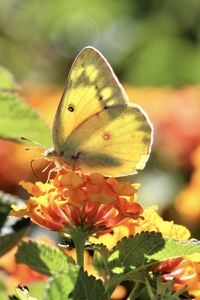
[44,47,153,177]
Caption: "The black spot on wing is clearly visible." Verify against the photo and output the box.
[68,105,75,112]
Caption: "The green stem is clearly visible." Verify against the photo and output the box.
[69,228,88,268]
[128,282,144,300]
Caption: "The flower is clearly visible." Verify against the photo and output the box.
[0,237,52,292]
[175,146,200,224]
[154,255,200,299]
[90,206,190,250]
[126,85,200,167]
[133,206,191,240]
[10,170,143,236]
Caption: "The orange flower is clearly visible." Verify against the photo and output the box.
[11,170,143,236]
[0,237,53,292]
[126,85,200,167]
[154,255,200,299]
[175,146,200,224]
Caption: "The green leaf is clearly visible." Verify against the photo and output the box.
[145,277,187,300]
[10,285,38,300]
[108,232,200,274]
[108,232,165,272]
[44,267,79,300]
[0,291,7,300]
[29,282,46,300]
[0,66,17,90]
[0,91,51,147]
[73,269,107,300]
[0,279,7,300]
[0,218,30,257]
[16,241,71,276]
[148,239,200,262]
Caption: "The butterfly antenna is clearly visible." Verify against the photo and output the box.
[21,137,46,149]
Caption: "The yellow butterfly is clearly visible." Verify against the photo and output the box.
[45,47,153,177]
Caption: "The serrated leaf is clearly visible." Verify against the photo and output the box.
[0,91,51,147]
[108,232,165,272]
[148,239,200,262]
[0,66,17,89]
[73,269,107,300]
[0,218,30,257]
[16,241,70,276]
[108,232,200,274]
[44,266,79,300]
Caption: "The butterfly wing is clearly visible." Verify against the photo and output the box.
[61,104,153,177]
[53,47,128,154]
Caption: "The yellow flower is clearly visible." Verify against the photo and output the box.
[90,205,190,249]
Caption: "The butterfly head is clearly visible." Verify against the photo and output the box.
[43,147,57,158]
[43,147,69,169]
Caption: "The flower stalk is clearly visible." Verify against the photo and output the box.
[68,227,88,268]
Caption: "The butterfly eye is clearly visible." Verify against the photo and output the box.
[68,105,75,112]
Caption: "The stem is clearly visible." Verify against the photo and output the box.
[128,282,144,300]
[69,228,88,268]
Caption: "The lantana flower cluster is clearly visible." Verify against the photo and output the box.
[11,170,142,235]
[10,169,200,299]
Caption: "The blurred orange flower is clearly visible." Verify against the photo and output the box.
[175,146,200,223]
[11,170,143,235]
[154,255,200,299]
[0,237,53,292]
[126,85,200,167]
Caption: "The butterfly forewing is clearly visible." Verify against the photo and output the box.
[53,47,128,154]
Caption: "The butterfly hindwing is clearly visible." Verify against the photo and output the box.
[53,47,128,154]
[61,104,152,177]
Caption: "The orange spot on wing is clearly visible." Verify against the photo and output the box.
[103,132,111,141]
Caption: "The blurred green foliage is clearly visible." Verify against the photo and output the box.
[0,0,200,86]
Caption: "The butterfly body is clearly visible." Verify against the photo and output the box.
[45,47,153,177]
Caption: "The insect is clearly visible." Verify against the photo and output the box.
[44,47,153,177]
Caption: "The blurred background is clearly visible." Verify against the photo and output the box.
[0,0,200,243]
[1,0,200,298]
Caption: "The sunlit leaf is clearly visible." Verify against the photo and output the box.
[108,232,200,273]
[0,66,17,90]
[108,232,165,272]
[44,270,78,300]
[0,91,52,147]
[16,241,71,276]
